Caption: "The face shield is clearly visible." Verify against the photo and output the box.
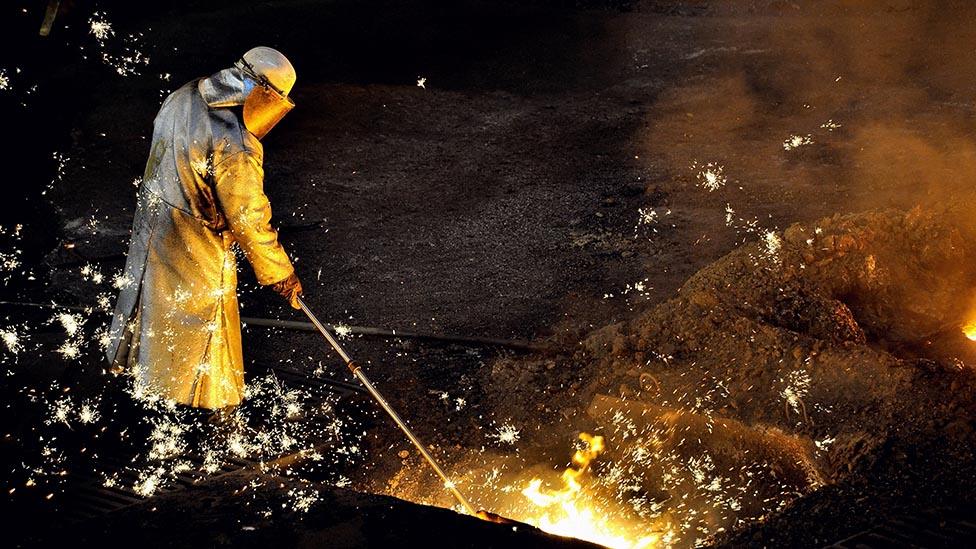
[237,60,295,140]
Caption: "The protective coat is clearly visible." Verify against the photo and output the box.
[106,67,295,409]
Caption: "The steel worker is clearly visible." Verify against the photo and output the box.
[106,47,303,410]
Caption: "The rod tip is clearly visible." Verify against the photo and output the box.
[476,510,518,525]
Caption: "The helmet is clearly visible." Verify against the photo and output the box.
[235,47,296,139]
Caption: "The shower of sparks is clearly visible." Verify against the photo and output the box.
[693,162,727,192]
[0,69,9,91]
[783,134,813,151]
[417,77,427,89]
[87,11,151,76]
[3,234,356,513]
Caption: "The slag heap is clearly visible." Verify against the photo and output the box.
[575,208,976,544]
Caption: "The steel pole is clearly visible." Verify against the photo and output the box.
[297,296,478,517]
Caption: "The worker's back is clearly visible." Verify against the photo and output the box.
[143,80,261,231]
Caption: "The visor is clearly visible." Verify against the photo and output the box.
[243,84,295,140]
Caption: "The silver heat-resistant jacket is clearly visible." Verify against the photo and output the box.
[106,67,295,409]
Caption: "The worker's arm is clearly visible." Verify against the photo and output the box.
[213,150,295,286]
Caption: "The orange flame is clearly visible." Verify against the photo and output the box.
[519,433,659,549]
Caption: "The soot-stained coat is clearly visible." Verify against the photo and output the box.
[106,67,294,409]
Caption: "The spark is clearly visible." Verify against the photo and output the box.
[783,134,813,151]
[287,487,320,513]
[490,423,521,445]
[201,450,222,474]
[56,313,83,336]
[0,251,21,271]
[148,419,187,461]
[815,437,836,451]
[762,230,782,260]
[417,77,427,89]
[820,119,842,131]
[57,342,81,359]
[133,467,164,497]
[1,328,23,354]
[333,323,352,338]
[780,369,812,416]
[694,162,727,192]
[48,398,72,426]
[78,402,100,424]
[81,264,105,284]
[89,15,114,40]
[637,207,658,226]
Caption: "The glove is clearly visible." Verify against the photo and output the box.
[271,272,303,310]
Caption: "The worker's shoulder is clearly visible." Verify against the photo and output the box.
[209,110,264,166]
[154,80,197,119]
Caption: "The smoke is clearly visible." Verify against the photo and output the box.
[640,0,976,241]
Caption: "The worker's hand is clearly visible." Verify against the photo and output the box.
[271,272,303,309]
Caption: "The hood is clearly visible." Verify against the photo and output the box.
[198,66,249,108]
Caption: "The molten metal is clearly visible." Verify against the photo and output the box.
[964,322,976,341]
[518,433,659,549]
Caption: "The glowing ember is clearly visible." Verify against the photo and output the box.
[518,434,658,549]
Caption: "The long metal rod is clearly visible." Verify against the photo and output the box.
[0,301,551,353]
[241,316,553,353]
[297,296,478,517]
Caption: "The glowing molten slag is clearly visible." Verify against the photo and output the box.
[519,433,657,549]
[963,321,976,341]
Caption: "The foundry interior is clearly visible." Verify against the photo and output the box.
[4,1,976,547]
